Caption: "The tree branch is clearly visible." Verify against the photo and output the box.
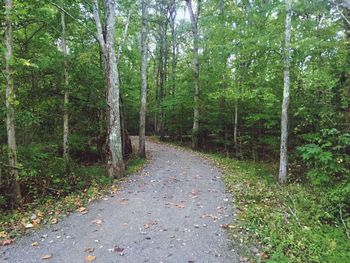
[116,10,132,63]
[47,0,99,42]
[91,0,106,49]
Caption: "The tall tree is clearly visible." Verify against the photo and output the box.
[92,0,124,178]
[186,0,201,149]
[279,0,292,184]
[5,0,21,204]
[139,0,148,158]
[61,11,69,160]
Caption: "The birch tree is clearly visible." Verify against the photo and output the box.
[92,0,124,178]
[5,0,21,204]
[279,0,292,184]
[139,0,148,158]
[186,0,201,149]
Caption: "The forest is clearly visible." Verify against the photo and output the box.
[0,0,350,262]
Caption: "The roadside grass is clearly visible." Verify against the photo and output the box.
[209,154,350,263]
[0,155,147,243]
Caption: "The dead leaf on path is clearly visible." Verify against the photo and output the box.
[32,218,41,225]
[143,223,150,229]
[173,203,185,208]
[113,246,124,253]
[2,239,13,246]
[84,247,95,253]
[0,231,8,238]
[85,255,96,262]
[41,254,52,260]
[24,223,34,229]
[202,214,218,220]
[118,198,129,205]
[50,218,58,224]
[91,219,102,225]
[111,186,119,194]
[32,242,39,247]
[221,224,229,229]
[77,207,88,214]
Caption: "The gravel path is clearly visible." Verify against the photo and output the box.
[0,138,239,263]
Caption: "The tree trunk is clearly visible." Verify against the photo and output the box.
[234,99,238,150]
[186,0,201,149]
[5,0,21,204]
[61,11,69,160]
[92,0,124,178]
[341,1,350,125]
[158,5,168,141]
[279,0,292,184]
[139,0,148,158]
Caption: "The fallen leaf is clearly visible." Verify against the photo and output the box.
[84,247,95,253]
[113,246,124,253]
[174,203,185,208]
[77,207,88,214]
[2,239,13,246]
[24,223,34,229]
[91,219,102,225]
[37,211,44,218]
[50,218,58,224]
[221,224,229,229]
[0,231,8,238]
[118,198,129,205]
[261,252,268,259]
[143,223,150,229]
[41,254,52,260]
[32,242,39,246]
[85,255,96,262]
[32,218,41,225]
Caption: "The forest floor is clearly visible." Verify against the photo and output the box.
[0,137,239,263]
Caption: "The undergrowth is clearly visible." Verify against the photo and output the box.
[0,155,146,242]
[210,154,350,263]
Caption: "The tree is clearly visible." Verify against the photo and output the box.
[61,10,69,160]
[186,0,201,149]
[5,0,21,204]
[139,0,148,158]
[92,0,124,178]
[279,0,292,184]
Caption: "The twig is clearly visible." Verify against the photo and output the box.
[339,206,350,239]
[330,0,350,26]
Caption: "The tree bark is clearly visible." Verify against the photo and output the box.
[279,0,292,184]
[186,0,201,149]
[61,11,69,160]
[92,0,124,178]
[139,0,148,158]
[5,0,21,204]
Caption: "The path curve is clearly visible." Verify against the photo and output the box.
[0,138,239,262]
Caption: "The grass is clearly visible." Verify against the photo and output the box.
[0,155,147,242]
[125,155,147,175]
[209,154,350,263]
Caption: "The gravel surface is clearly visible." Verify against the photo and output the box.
[0,138,239,263]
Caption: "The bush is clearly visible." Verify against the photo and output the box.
[298,128,350,185]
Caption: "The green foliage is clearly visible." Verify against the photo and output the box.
[298,129,350,185]
[212,154,350,263]
[125,156,147,175]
